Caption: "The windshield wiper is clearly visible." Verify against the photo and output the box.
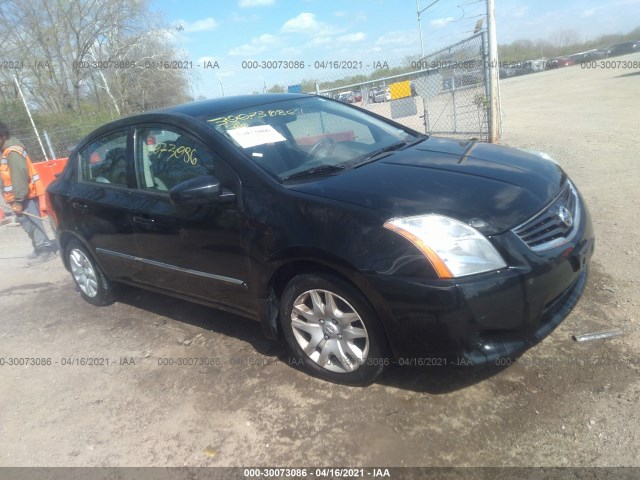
[351,137,426,168]
[281,164,346,182]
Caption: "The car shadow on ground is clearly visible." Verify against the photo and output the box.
[115,285,284,359]
[115,285,510,393]
[377,363,509,393]
[615,71,640,78]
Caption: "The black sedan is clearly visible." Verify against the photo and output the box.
[606,41,638,57]
[47,94,594,385]
[570,50,606,63]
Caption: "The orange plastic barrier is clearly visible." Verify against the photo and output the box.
[33,158,68,217]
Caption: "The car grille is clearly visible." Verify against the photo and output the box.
[513,181,580,251]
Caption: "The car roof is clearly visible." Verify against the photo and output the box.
[73,93,312,153]
[153,93,310,118]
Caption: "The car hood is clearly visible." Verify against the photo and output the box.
[288,137,566,235]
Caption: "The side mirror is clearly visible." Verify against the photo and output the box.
[169,175,235,206]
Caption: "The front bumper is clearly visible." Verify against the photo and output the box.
[367,197,595,366]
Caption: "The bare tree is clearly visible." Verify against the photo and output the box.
[93,29,191,114]
[549,29,581,49]
[0,0,189,116]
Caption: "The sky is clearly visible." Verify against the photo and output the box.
[151,0,640,97]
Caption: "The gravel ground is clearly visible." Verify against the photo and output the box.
[0,54,639,470]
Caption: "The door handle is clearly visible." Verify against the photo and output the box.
[72,201,88,210]
[132,215,156,225]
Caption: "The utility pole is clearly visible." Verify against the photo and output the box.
[486,0,500,143]
[175,25,195,100]
[416,0,440,59]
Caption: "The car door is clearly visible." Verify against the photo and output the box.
[71,128,141,280]
[129,124,254,316]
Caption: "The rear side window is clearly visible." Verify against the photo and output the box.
[135,127,216,191]
[79,131,129,187]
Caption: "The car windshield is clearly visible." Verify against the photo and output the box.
[202,96,424,182]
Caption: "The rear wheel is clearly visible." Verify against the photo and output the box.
[280,273,388,385]
[66,239,115,306]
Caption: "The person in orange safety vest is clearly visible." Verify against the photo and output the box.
[0,122,57,263]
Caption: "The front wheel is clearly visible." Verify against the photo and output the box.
[280,273,388,385]
[66,239,116,306]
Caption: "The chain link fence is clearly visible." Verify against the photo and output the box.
[10,123,105,163]
[320,33,490,141]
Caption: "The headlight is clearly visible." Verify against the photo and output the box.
[384,214,507,278]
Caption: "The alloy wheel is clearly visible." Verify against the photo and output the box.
[290,289,370,373]
[69,248,98,298]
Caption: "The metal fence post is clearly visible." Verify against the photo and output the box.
[422,97,430,134]
[452,78,457,133]
[486,0,500,143]
[43,131,56,159]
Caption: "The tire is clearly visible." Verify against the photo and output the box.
[280,273,388,385]
[66,239,116,306]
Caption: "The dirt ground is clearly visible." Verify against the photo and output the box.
[1,54,639,470]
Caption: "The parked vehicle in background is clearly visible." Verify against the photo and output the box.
[340,92,362,103]
[368,87,390,103]
[336,91,356,103]
[606,41,639,57]
[528,59,546,72]
[583,50,607,61]
[570,49,607,63]
[513,62,534,76]
[545,57,575,69]
[499,67,516,79]
[374,87,391,103]
[499,59,545,78]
